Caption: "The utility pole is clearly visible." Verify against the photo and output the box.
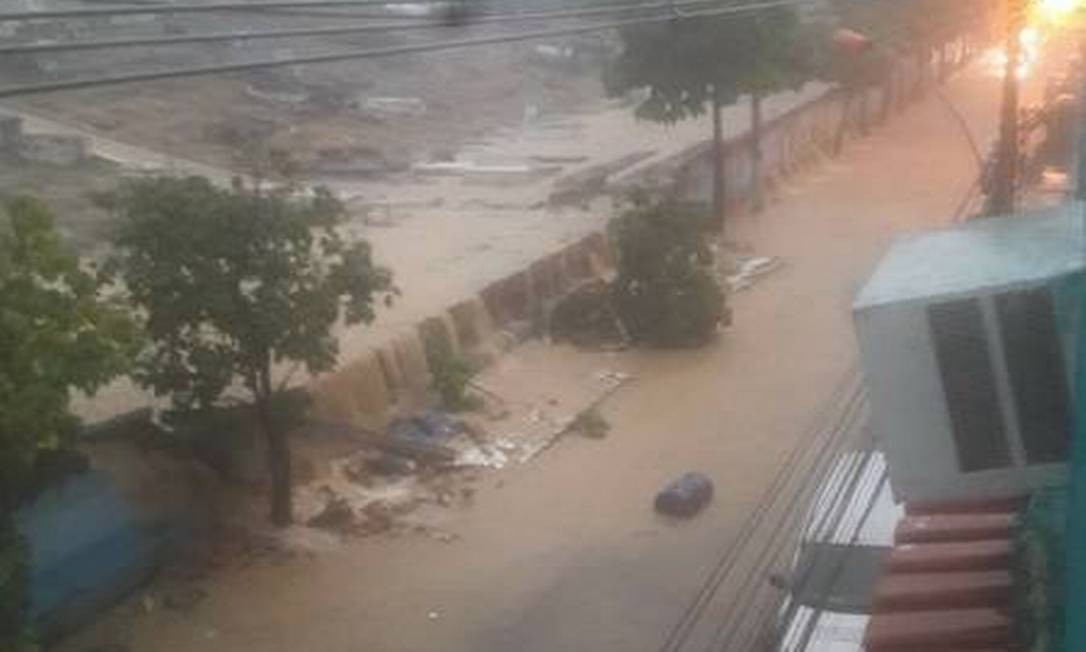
[1067,33,1086,652]
[990,0,1027,214]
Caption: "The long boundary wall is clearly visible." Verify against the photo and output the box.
[309,231,613,430]
[309,48,972,430]
[618,50,966,213]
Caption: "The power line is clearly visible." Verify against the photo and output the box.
[748,442,876,652]
[0,0,815,99]
[788,467,888,652]
[739,453,886,652]
[0,0,726,56]
[705,393,870,652]
[734,447,881,652]
[656,367,862,652]
[0,0,446,21]
[174,0,672,20]
[656,371,859,652]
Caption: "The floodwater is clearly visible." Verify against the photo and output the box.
[56,56,1003,652]
[53,83,824,423]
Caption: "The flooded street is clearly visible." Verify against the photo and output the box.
[56,53,1004,652]
[52,82,828,423]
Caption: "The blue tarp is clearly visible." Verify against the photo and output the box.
[15,470,182,635]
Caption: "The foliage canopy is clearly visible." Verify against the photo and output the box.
[610,194,726,347]
[604,8,811,122]
[103,176,395,524]
[0,196,136,507]
[0,196,137,650]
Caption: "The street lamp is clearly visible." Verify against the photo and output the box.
[990,0,1029,214]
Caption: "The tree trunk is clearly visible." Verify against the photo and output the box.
[914,49,930,99]
[264,412,292,527]
[750,92,764,213]
[833,91,852,156]
[711,93,726,232]
[879,64,894,124]
[857,89,870,136]
[991,18,1021,214]
[937,42,949,83]
[255,362,292,527]
[895,61,909,113]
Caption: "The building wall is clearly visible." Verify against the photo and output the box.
[855,296,1070,503]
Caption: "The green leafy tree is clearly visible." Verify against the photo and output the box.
[605,8,810,225]
[609,194,725,346]
[812,21,892,152]
[102,177,394,526]
[727,8,812,212]
[825,0,991,106]
[0,197,137,650]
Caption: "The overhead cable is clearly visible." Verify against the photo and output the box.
[0,0,727,55]
[0,0,815,99]
[0,0,446,21]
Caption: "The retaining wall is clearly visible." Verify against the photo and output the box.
[308,49,969,429]
[309,231,613,430]
[622,51,963,212]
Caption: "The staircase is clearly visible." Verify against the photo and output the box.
[862,497,1024,652]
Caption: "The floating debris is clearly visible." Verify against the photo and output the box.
[726,256,783,292]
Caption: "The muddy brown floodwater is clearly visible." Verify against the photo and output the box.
[57,57,1004,652]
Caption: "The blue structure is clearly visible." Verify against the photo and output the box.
[15,470,182,637]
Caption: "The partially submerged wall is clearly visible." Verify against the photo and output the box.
[308,231,613,430]
[619,53,950,212]
[307,50,967,430]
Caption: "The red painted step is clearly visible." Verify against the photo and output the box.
[894,513,1017,545]
[888,539,1013,573]
[905,496,1026,516]
[864,608,1012,651]
[873,570,1012,612]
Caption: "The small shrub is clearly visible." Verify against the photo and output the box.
[432,352,482,412]
[549,279,627,348]
[422,331,481,412]
[610,194,726,347]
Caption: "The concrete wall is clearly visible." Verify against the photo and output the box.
[20,134,88,166]
[308,231,613,429]
[854,292,1070,503]
[305,51,961,431]
[629,54,948,213]
[0,113,89,165]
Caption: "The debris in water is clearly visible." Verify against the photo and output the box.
[654,472,714,518]
[726,256,783,292]
[427,530,459,543]
[306,496,355,532]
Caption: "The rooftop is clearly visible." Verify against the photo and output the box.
[854,204,1086,311]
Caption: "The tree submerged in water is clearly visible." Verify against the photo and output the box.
[604,7,811,226]
[609,194,727,347]
[101,176,395,527]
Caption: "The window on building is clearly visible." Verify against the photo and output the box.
[996,288,1071,464]
[928,298,1012,472]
